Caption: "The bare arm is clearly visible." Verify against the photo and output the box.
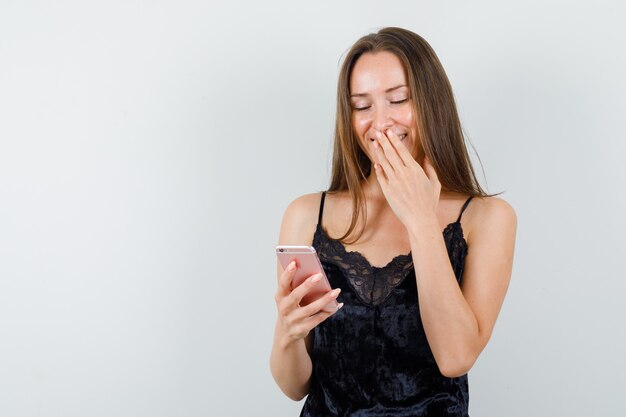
[269,259,313,401]
[269,194,341,401]
[407,197,517,377]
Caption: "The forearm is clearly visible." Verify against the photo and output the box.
[408,219,480,377]
[270,321,312,401]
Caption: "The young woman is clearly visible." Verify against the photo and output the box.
[270,27,517,416]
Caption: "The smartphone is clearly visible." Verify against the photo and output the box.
[276,245,339,313]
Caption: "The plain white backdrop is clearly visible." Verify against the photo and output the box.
[1,1,625,416]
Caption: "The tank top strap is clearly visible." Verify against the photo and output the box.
[456,195,474,223]
[318,191,327,228]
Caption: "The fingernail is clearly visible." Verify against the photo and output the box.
[312,274,322,283]
[331,288,341,297]
[288,261,296,271]
[337,303,344,310]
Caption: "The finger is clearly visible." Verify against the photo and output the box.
[299,308,337,331]
[373,132,395,178]
[277,259,297,297]
[375,130,403,172]
[383,129,412,167]
[292,287,342,320]
[284,272,323,311]
[373,161,388,184]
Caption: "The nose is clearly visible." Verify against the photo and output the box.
[372,104,393,132]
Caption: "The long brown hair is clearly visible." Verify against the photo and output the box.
[327,26,502,245]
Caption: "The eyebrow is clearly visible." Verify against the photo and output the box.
[350,84,408,98]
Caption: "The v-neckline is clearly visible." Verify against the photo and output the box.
[315,221,466,270]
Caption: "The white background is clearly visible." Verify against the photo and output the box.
[1,1,625,416]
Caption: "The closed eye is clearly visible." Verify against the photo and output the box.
[352,98,409,112]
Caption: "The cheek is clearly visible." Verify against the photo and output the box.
[400,107,414,125]
[351,116,375,157]
[352,114,370,136]
[402,108,419,140]
[401,109,420,156]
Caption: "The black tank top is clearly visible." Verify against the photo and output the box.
[300,191,474,417]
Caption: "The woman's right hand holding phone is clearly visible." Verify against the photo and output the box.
[274,260,344,346]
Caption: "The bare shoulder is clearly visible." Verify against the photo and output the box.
[466,196,517,245]
[277,192,324,246]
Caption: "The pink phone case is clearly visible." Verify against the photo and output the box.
[276,245,339,313]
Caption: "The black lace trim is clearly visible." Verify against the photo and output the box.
[313,222,468,306]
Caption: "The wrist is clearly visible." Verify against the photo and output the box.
[407,215,439,241]
[278,334,298,350]
[275,325,302,351]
